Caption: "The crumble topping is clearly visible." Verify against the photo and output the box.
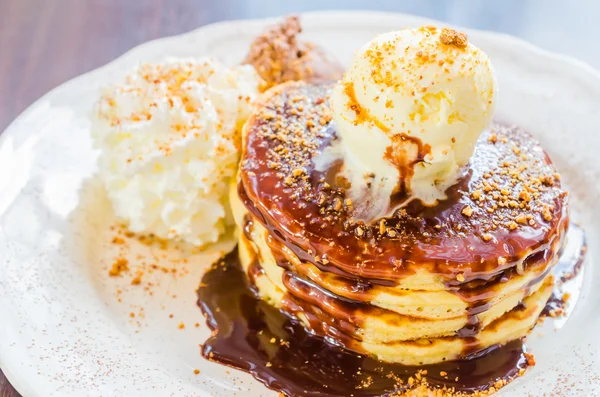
[243,16,343,89]
[439,28,468,48]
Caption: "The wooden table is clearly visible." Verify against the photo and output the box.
[1,1,598,395]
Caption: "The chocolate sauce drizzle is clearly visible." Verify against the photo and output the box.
[199,250,526,396]
[197,224,586,396]
[384,133,432,196]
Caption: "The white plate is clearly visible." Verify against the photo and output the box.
[1,11,599,397]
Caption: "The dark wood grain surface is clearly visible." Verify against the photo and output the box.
[1,0,598,396]
[0,375,16,397]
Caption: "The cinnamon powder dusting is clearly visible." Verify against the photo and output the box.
[105,224,195,328]
[108,257,129,276]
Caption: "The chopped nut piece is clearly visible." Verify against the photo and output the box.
[541,175,554,186]
[462,205,474,217]
[439,27,468,48]
[333,198,343,211]
[379,219,386,235]
[524,352,536,366]
[542,207,553,221]
[519,190,531,202]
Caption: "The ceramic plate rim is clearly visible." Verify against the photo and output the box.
[1,10,599,397]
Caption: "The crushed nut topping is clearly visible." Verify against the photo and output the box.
[243,16,343,89]
[439,27,468,48]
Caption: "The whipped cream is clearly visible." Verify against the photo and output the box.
[330,26,497,220]
[92,58,261,246]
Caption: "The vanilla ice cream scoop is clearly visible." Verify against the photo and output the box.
[330,26,497,220]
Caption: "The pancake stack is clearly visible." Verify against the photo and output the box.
[232,82,568,366]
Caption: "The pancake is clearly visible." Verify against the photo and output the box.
[237,233,553,365]
[234,81,568,365]
[232,191,561,322]
[234,204,555,338]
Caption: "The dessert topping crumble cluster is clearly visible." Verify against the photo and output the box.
[243,16,343,89]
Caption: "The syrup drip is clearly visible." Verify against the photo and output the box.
[197,224,586,396]
[198,252,527,396]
